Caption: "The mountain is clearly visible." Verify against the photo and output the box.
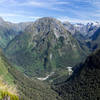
[0,17,33,49]
[54,49,100,100]
[0,49,61,100]
[63,22,100,37]
[63,22,77,35]
[82,27,100,52]
[63,22,100,53]
[5,17,86,77]
[87,27,100,51]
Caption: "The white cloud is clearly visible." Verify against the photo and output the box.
[0,13,41,23]
[0,13,20,17]
[0,0,100,23]
[28,16,41,20]
[58,16,96,24]
[0,0,71,12]
[17,0,70,12]
[54,1,70,5]
[0,0,6,3]
[20,1,45,7]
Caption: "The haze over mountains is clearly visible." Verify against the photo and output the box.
[0,16,100,100]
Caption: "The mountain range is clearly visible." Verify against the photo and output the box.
[63,21,100,37]
[0,16,100,100]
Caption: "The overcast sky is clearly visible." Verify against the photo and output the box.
[0,0,100,23]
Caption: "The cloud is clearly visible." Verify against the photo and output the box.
[0,13,41,23]
[0,0,19,6]
[0,0,6,3]
[20,1,45,7]
[0,0,100,23]
[28,16,41,20]
[53,1,70,5]
[0,0,70,12]
[22,0,70,6]
[15,0,70,12]
[58,16,95,24]
[0,13,20,17]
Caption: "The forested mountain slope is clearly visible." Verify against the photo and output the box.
[0,49,61,100]
[54,49,100,100]
[0,17,32,48]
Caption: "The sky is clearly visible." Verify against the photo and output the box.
[0,0,100,24]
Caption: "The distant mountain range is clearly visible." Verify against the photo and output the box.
[63,21,100,37]
[63,21,100,52]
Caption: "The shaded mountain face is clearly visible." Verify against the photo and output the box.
[54,49,100,100]
[84,27,100,51]
[0,49,61,100]
[63,22,77,35]
[0,17,33,48]
[5,17,86,77]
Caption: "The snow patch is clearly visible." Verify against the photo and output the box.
[67,66,73,75]
[54,28,59,38]
[73,44,76,48]
[50,53,52,60]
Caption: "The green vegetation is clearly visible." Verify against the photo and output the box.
[0,49,14,85]
[53,49,100,100]
[0,74,18,100]
[0,90,19,100]
[0,25,18,49]
[0,17,32,49]
[1,17,100,100]
[46,68,70,84]
[0,49,61,100]
[5,17,86,77]
[0,88,19,100]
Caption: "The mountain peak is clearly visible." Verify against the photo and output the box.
[34,17,62,26]
[37,17,57,21]
[26,17,67,39]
